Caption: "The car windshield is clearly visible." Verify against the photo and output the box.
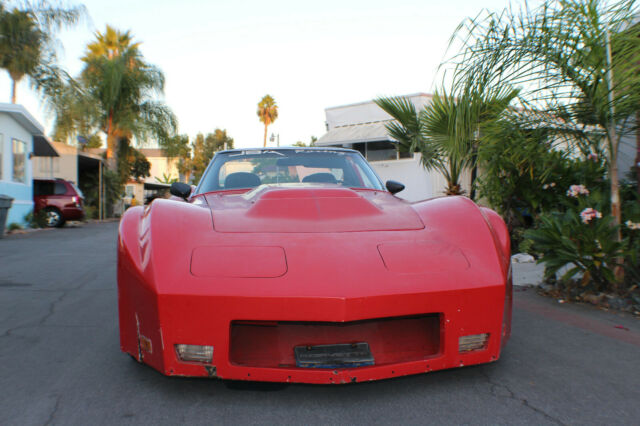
[196,149,384,193]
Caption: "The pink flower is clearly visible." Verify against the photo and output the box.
[626,220,640,230]
[580,208,602,224]
[567,184,590,198]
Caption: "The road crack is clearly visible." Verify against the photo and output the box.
[1,268,103,339]
[480,369,567,425]
[44,394,61,426]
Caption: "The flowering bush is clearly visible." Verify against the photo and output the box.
[525,209,623,291]
[477,128,608,253]
[626,220,640,231]
[566,184,590,198]
[525,184,625,291]
[579,207,602,224]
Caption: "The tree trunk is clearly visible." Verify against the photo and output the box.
[263,124,268,147]
[106,132,118,171]
[636,112,640,197]
[105,112,118,171]
[609,135,621,227]
[609,132,624,285]
[11,79,17,104]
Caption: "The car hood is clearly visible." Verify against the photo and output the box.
[203,185,425,233]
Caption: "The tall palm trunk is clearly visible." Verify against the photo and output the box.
[10,79,17,104]
[263,124,268,147]
[105,111,118,170]
[9,72,22,104]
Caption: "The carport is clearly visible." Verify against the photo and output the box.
[78,151,106,220]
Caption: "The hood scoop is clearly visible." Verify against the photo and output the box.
[205,186,424,233]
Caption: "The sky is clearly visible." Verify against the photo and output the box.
[0,0,534,149]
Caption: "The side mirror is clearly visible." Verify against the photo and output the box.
[170,182,192,200]
[385,180,405,195]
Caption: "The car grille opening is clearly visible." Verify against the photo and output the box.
[229,314,441,368]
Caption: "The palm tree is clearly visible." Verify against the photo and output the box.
[450,0,640,231]
[375,87,517,196]
[375,95,463,195]
[0,7,42,103]
[54,26,177,172]
[0,1,85,103]
[257,95,278,147]
[85,25,139,60]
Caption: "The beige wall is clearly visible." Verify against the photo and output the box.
[147,156,179,183]
[32,141,78,183]
[124,181,145,206]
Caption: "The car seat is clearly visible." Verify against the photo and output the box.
[301,173,338,184]
[224,172,261,189]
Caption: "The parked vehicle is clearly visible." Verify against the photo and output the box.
[33,178,85,227]
[118,147,512,384]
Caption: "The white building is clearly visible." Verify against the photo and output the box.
[316,93,469,202]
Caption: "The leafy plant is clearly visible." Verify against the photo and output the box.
[83,204,98,220]
[450,0,640,241]
[78,166,124,218]
[0,1,85,103]
[375,87,517,196]
[51,25,177,172]
[478,116,609,234]
[525,182,625,292]
[526,210,623,291]
[156,172,178,184]
[7,222,22,231]
[24,209,46,228]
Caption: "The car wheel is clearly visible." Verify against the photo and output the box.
[45,208,65,228]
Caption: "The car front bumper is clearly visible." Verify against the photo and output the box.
[118,273,511,384]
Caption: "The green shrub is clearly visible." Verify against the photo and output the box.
[7,222,22,231]
[526,210,624,291]
[24,210,47,228]
[83,204,98,220]
[477,120,608,246]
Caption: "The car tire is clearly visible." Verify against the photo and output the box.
[44,208,65,228]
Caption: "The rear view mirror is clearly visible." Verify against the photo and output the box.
[385,180,405,195]
[170,182,192,200]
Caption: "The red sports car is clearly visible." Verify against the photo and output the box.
[118,147,512,384]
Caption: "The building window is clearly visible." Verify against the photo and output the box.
[366,141,400,162]
[350,141,412,162]
[125,185,135,196]
[12,139,27,183]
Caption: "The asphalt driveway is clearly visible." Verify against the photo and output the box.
[0,222,638,425]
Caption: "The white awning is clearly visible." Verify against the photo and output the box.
[316,121,394,146]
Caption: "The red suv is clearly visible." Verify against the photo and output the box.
[33,178,85,227]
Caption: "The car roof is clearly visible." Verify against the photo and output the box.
[216,146,358,155]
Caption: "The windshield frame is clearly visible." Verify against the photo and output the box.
[194,148,385,194]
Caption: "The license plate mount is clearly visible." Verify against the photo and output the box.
[294,342,375,368]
